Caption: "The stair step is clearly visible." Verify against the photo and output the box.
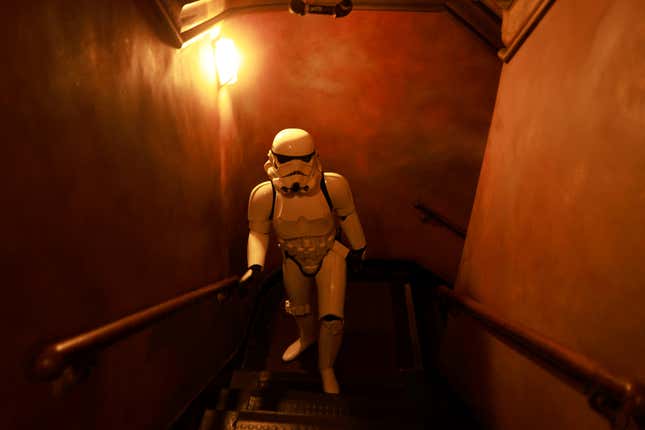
[202,409,426,430]
[230,370,425,395]
[214,387,426,416]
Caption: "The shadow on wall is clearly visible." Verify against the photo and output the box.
[133,0,183,48]
[439,316,494,426]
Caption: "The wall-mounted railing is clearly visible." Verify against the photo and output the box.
[31,276,239,382]
[356,260,645,429]
[413,202,467,239]
[436,285,645,430]
[30,260,644,429]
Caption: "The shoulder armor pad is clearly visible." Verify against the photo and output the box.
[248,181,274,221]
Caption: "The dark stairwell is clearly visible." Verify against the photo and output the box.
[7,3,499,428]
[172,261,480,430]
[7,1,645,430]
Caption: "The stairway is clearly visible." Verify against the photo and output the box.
[178,264,480,429]
[198,370,429,430]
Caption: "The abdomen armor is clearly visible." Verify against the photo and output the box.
[273,190,336,276]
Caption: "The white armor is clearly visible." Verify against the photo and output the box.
[245,128,366,394]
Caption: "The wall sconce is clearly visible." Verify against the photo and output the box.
[214,37,241,87]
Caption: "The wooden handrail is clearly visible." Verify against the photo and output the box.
[413,202,467,239]
[32,276,240,381]
[29,260,645,428]
[436,285,645,429]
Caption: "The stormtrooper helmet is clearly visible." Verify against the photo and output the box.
[264,128,322,195]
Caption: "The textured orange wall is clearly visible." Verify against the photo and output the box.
[223,10,500,281]
[1,2,252,429]
[1,2,499,429]
[442,1,645,428]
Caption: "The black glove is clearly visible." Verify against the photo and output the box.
[238,264,262,298]
[289,0,306,15]
[334,0,352,18]
[346,247,366,274]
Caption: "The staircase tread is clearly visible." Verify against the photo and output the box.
[213,409,426,430]
[222,387,425,405]
[209,389,427,419]
[230,369,425,392]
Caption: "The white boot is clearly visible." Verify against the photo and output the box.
[282,313,317,362]
[318,318,343,394]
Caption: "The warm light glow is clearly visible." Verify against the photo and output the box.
[195,26,221,85]
[215,38,241,86]
[182,24,221,49]
[199,42,216,85]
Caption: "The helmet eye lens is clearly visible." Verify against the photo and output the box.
[273,152,315,164]
[274,153,292,164]
[300,153,314,162]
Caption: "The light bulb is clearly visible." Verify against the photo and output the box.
[215,38,241,86]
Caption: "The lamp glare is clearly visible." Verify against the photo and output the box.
[215,38,240,86]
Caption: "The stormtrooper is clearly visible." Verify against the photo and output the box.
[240,128,366,394]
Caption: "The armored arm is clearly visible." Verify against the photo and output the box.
[325,173,366,252]
[242,181,273,284]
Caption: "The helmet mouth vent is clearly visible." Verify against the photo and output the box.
[279,183,310,194]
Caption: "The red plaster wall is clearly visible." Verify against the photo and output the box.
[222,10,500,281]
[2,2,499,428]
[442,1,645,428]
[2,2,252,429]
